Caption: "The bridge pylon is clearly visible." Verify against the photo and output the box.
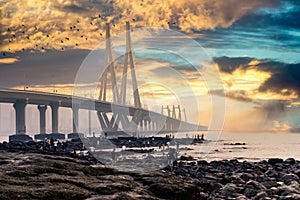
[97,22,144,134]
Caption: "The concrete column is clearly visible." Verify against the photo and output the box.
[13,100,26,135]
[72,106,79,133]
[38,105,47,134]
[144,120,148,131]
[50,103,59,133]
[88,109,92,136]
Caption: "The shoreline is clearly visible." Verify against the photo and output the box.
[0,141,300,199]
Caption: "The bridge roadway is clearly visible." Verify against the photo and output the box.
[0,88,207,141]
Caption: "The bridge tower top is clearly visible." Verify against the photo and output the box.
[98,22,141,109]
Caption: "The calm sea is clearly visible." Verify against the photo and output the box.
[189,132,300,162]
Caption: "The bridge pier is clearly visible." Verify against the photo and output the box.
[14,100,26,134]
[72,106,79,133]
[9,100,32,142]
[50,103,59,133]
[38,105,47,134]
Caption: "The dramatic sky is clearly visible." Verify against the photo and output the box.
[0,0,299,134]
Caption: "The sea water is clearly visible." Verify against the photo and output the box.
[1,132,299,162]
[188,132,300,162]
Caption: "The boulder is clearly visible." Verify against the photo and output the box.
[268,158,284,165]
[282,173,299,185]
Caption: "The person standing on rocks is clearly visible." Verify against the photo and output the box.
[111,148,117,164]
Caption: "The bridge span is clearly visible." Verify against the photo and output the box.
[0,88,207,141]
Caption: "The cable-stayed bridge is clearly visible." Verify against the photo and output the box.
[0,22,207,142]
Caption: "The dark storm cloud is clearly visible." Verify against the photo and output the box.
[214,56,300,96]
[233,2,300,29]
[257,62,300,96]
[214,56,253,74]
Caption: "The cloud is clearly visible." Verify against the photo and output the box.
[256,62,300,97]
[234,1,300,29]
[0,57,19,64]
[214,56,253,73]
[215,56,300,98]
[0,0,282,53]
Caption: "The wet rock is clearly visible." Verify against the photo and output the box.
[254,191,268,200]
[179,155,195,161]
[240,173,254,182]
[284,158,296,165]
[268,158,284,165]
[221,183,238,197]
[279,193,300,200]
[262,180,278,189]
[236,195,248,200]
[278,181,300,196]
[244,180,267,198]
[282,173,299,185]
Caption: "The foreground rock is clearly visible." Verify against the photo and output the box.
[0,141,299,199]
[168,158,300,199]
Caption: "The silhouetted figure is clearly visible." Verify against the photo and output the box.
[201,134,204,140]
[50,137,54,148]
[2,52,6,56]
[111,148,117,164]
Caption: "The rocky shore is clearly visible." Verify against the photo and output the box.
[0,141,299,199]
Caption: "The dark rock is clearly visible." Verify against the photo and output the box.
[244,180,267,198]
[240,173,254,182]
[221,183,237,197]
[268,158,284,165]
[262,180,278,189]
[279,193,300,200]
[278,181,300,196]
[236,195,248,200]
[282,173,299,185]
[254,191,268,200]
[284,158,296,165]
[179,155,195,161]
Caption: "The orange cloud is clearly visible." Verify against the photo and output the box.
[0,0,279,52]
[0,58,19,64]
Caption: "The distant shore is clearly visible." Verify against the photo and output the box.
[0,141,300,199]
